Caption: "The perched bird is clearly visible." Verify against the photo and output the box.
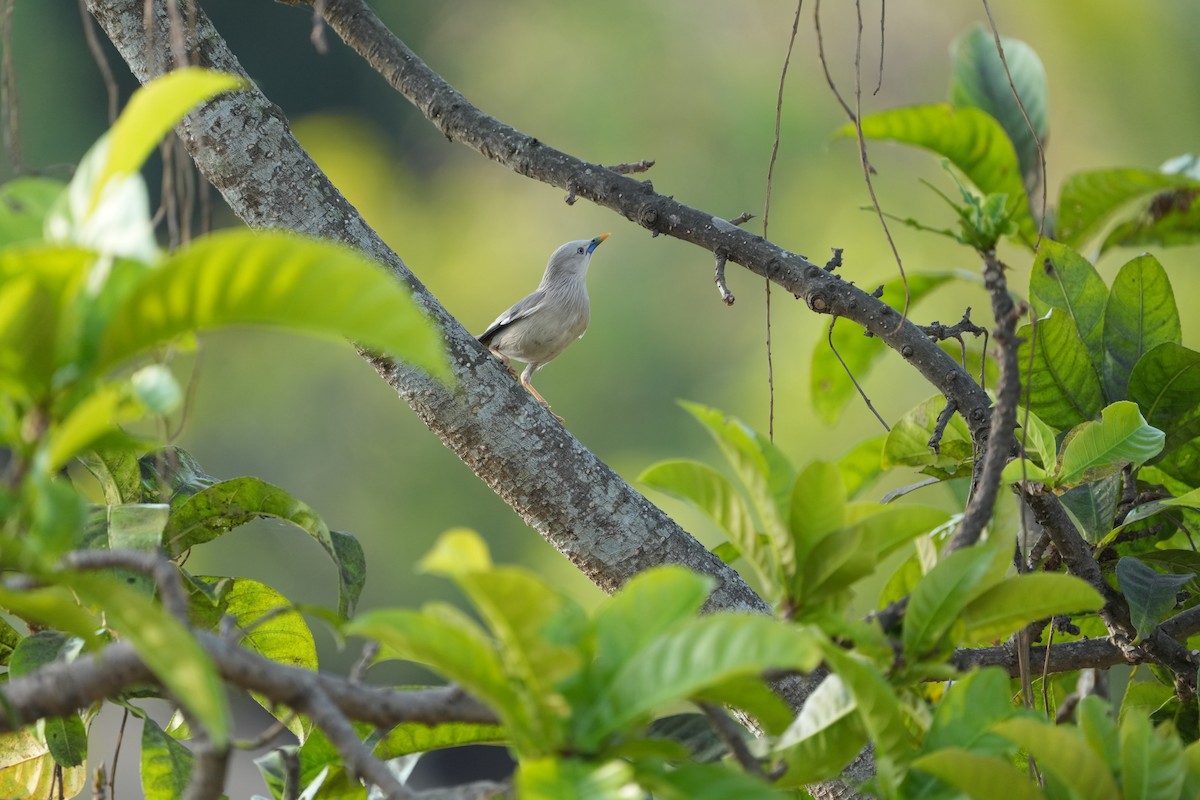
[479,233,610,413]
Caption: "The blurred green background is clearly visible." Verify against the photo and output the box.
[8,0,1200,671]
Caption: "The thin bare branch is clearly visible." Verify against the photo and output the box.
[714,253,735,306]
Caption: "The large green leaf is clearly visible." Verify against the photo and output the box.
[68,572,230,746]
[904,545,999,661]
[93,69,246,214]
[1054,401,1164,489]
[515,758,635,800]
[99,229,449,380]
[811,272,959,425]
[1029,241,1107,375]
[1057,167,1200,248]
[992,716,1120,799]
[40,714,86,769]
[774,674,867,787]
[375,714,506,758]
[9,631,78,679]
[639,459,771,588]
[1117,556,1192,642]
[141,717,193,800]
[788,460,847,567]
[912,749,1045,800]
[951,24,1048,192]
[0,729,86,799]
[164,476,364,618]
[1017,310,1105,430]
[1103,254,1181,400]
[1102,184,1200,254]
[845,105,1036,241]
[822,647,914,762]
[1128,343,1200,484]
[1120,711,1186,800]
[573,614,823,751]
[961,573,1103,642]
[923,668,1017,755]
[636,761,784,800]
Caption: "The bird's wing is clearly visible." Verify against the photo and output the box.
[478,290,548,345]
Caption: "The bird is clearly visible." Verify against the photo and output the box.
[478,233,610,414]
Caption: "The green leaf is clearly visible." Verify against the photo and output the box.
[1103,254,1181,400]
[1128,343,1200,484]
[637,761,784,800]
[0,617,22,666]
[588,566,714,690]
[574,615,823,751]
[79,446,144,505]
[1017,408,1058,470]
[1059,475,1122,544]
[40,714,86,768]
[9,631,78,679]
[515,757,635,800]
[69,572,230,746]
[1057,167,1200,248]
[992,716,1120,799]
[912,748,1045,800]
[1119,711,1185,800]
[190,577,317,741]
[140,716,193,800]
[951,24,1048,191]
[924,668,1017,754]
[346,605,525,745]
[691,675,796,737]
[1117,556,1192,642]
[375,714,505,759]
[822,647,914,762]
[1017,309,1105,430]
[0,177,66,247]
[789,461,847,567]
[94,69,246,214]
[1102,185,1200,254]
[904,544,999,661]
[1055,401,1164,488]
[1029,241,1107,375]
[0,729,86,799]
[845,105,1036,242]
[774,674,868,787]
[838,434,888,499]
[639,460,769,587]
[99,229,449,381]
[882,394,974,473]
[961,573,1103,642]
[811,272,959,424]
[0,586,102,646]
[164,476,363,618]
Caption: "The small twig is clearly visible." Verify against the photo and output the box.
[350,640,380,682]
[79,0,121,123]
[824,247,843,272]
[60,549,190,624]
[299,689,413,799]
[927,399,957,456]
[604,159,655,175]
[828,317,890,431]
[236,713,297,750]
[714,253,735,306]
[109,708,129,800]
[282,748,301,800]
[728,211,754,227]
[698,702,766,779]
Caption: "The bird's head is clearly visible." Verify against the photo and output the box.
[542,233,610,284]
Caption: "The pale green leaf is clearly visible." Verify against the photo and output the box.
[1017,408,1058,470]
[99,229,448,380]
[1119,711,1186,800]
[992,716,1120,799]
[1055,401,1164,488]
[912,749,1045,800]
[789,460,847,565]
[822,647,914,761]
[837,434,888,499]
[882,394,974,473]
[961,573,1103,642]
[515,757,635,800]
[904,545,999,660]
[94,69,246,213]
[774,674,867,787]
[417,527,493,576]
[574,615,823,750]
[0,729,86,799]
[1103,254,1181,400]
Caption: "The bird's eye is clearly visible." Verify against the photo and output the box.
[577,247,584,254]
